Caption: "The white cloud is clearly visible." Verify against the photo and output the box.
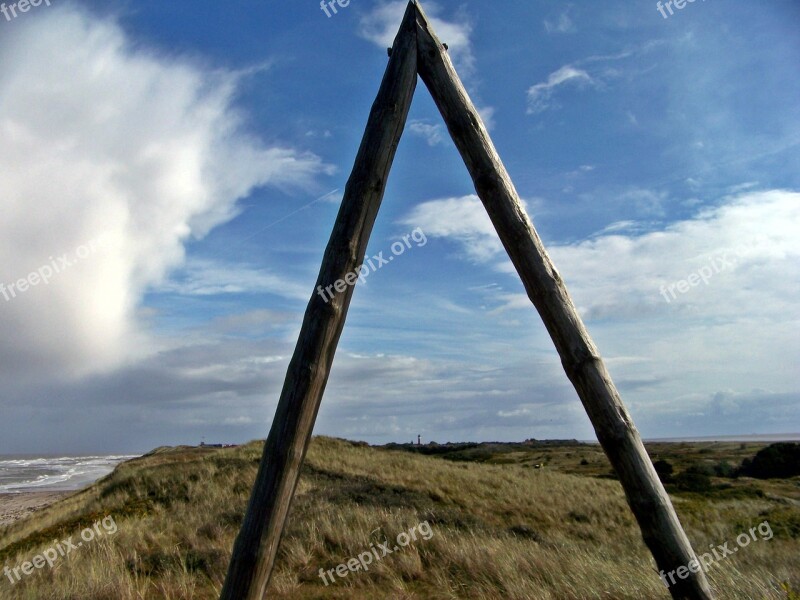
[547,190,800,320]
[399,194,543,264]
[527,66,594,114]
[408,108,494,147]
[408,120,445,146]
[399,195,503,262]
[359,1,474,73]
[0,6,327,380]
[619,187,669,216]
[397,190,800,435]
[526,42,664,116]
[400,188,800,336]
[477,105,496,131]
[444,189,799,325]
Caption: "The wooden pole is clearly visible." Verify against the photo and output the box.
[219,6,418,598]
[412,2,714,599]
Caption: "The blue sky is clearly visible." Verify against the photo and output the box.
[0,0,798,453]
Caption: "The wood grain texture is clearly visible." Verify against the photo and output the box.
[219,5,419,598]
[412,2,714,598]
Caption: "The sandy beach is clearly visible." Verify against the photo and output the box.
[0,492,69,527]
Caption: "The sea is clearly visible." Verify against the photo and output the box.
[647,433,800,443]
[0,454,139,494]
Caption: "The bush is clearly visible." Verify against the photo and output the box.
[740,443,800,479]
[675,466,712,492]
[653,459,674,483]
[713,460,736,478]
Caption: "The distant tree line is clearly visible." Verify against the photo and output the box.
[652,443,800,493]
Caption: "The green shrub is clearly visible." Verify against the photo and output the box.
[653,459,674,483]
[740,443,800,479]
[713,460,736,478]
[675,466,712,492]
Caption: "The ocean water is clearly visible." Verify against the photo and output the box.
[648,433,800,443]
[0,455,138,494]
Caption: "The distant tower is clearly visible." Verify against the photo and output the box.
[417,434,421,445]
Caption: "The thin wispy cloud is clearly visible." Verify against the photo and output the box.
[527,66,594,114]
[155,258,310,301]
[409,120,445,146]
[544,7,576,34]
[526,41,664,115]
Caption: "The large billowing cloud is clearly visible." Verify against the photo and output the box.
[396,189,800,432]
[399,189,800,322]
[0,6,328,380]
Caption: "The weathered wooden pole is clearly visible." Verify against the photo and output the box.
[219,5,418,599]
[412,2,714,599]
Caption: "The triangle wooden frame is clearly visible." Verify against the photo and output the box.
[221,3,715,599]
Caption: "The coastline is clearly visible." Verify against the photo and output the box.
[0,491,70,527]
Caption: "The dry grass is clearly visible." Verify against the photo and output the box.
[0,437,797,599]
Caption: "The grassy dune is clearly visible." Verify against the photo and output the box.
[0,438,798,599]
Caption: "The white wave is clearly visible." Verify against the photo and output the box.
[0,454,139,493]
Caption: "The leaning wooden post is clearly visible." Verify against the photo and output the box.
[219,7,418,599]
[412,3,714,599]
